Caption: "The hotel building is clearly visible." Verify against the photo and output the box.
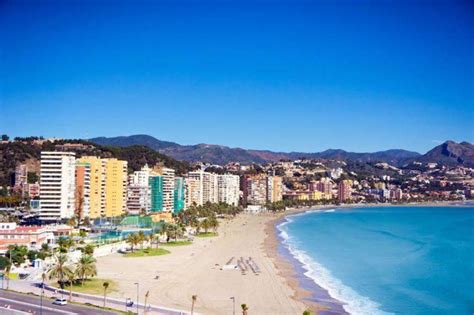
[39,151,76,221]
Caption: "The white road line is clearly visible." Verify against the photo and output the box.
[0,296,77,315]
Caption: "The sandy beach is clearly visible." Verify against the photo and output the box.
[97,213,322,315]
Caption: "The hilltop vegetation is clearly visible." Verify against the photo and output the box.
[0,138,191,186]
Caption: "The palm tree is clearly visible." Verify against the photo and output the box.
[161,223,170,242]
[154,233,161,249]
[102,281,109,307]
[241,303,249,315]
[144,290,150,314]
[5,264,11,290]
[200,218,211,234]
[138,231,146,250]
[65,268,76,301]
[191,295,197,315]
[75,254,97,286]
[126,233,140,252]
[49,254,72,290]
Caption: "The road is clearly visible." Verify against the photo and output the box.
[0,290,119,315]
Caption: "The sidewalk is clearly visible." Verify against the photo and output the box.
[6,280,192,315]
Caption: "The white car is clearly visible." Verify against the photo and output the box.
[53,298,68,306]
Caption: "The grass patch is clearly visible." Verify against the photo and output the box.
[63,278,118,295]
[124,248,170,257]
[196,232,218,238]
[160,240,192,246]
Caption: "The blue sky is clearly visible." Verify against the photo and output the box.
[1,0,473,154]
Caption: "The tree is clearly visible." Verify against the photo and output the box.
[303,310,312,315]
[241,303,249,315]
[144,290,150,314]
[200,218,211,234]
[57,237,75,253]
[103,281,109,307]
[0,256,11,270]
[6,245,28,265]
[126,233,140,252]
[5,264,12,290]
[27,172,39,184]
[191,295,197,315]
[1,135,9,141]
[75,254,97,286]
[138,231,146,249]
[49,254,72,290]
[84,244,94,255]
[65,268,76,301]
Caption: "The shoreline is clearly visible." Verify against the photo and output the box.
[265,201,473,314]
[263,213,347,315]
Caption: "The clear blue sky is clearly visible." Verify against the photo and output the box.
[1,0,473,154]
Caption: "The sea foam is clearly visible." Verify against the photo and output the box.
[277,214,393,315]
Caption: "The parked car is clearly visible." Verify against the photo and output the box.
[53,298,67,306]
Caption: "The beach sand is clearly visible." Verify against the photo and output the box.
[96,213,323,314]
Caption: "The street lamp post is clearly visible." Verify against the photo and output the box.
[134,282,139,315]
[230,297,235,315]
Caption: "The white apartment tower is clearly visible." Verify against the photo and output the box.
[39,151,76,221]
[217,174,240,206]
[187,170,219,206]
[127,164,152,214]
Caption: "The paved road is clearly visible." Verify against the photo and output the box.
[0,290,118,315]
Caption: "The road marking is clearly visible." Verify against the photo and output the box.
[0,296,77,314]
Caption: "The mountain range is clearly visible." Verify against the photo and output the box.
[89,135,474,167]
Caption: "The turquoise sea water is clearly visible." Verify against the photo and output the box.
[277,206,474,315]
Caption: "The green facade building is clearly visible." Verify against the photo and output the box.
[150,175,163,212]
[173,177,185,214]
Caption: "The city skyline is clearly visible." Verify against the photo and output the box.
[1,0,473,153]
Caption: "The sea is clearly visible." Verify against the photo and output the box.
[277,205,474,315]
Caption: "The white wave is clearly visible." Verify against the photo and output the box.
[324,209,336,213]
[276,218,392,315]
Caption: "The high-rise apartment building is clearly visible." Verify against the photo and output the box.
[217,174,240,206]
[78,156,105,219]
[39,151,76,221]
[78,157,127,218]
[338,180,352,202]
[267,176,283,203]
[75,162,91,220]
[152,166,175,212]
[150,175,163,212]
[185,176,202,208]
[203,172,218,204]
[104,158,128,217]
[174,177,185,213]
[243,174,268,205]
[126,164,152,215]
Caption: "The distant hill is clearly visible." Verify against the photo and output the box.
[91,134,180,151]
[0,140,190,186]
[409,141,474,167]
[89,135,423,165]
